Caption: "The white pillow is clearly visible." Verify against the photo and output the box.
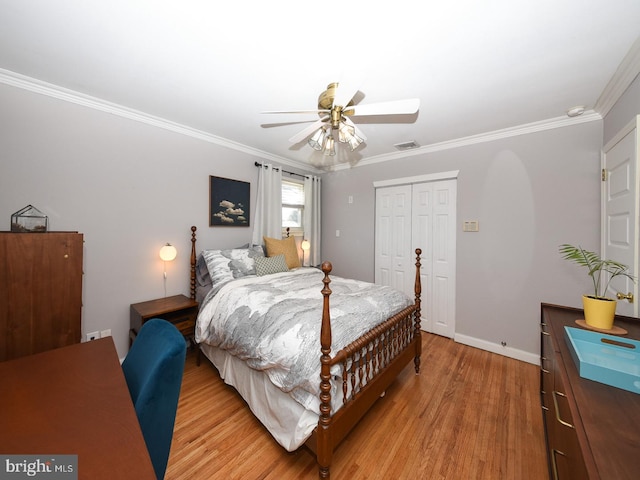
[202,246,264,292]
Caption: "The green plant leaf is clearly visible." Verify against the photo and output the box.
[558,244,635,298]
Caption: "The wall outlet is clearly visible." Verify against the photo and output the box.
[100,329,111,337]
[85,331,100,342]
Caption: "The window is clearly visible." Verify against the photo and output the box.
[282,179,304,235]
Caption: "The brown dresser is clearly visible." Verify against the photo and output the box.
[540,303,640,479]
[0,232,83,361]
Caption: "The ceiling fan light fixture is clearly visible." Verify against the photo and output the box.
[308,127,327,151]
[337,119,363,151]
[309,125,340,155]
[324,135,336,156]
[337,120,354,142]
[274,81,419,158]
[347,132,364,151]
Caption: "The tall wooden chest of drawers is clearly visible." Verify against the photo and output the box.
[0,232,83,361]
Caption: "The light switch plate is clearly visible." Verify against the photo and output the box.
[463,220,479,232]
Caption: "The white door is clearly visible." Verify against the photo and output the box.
[602,117,639,317]
[374,184,413,293]
[375,178,457,338]
[412,180,457,337]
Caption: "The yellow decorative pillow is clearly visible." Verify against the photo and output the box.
[263,236,301,269]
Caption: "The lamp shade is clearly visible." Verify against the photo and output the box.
[301,239,310,251]
[159,243,177,262]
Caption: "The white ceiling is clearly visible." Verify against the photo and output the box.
[1,1,639,171]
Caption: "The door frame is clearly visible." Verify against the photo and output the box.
[374,170,460,188]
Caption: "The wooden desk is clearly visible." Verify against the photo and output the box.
[0,337,155,479]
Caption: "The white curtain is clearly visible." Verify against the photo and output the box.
[303,175,321,266]
[252,163,282,246]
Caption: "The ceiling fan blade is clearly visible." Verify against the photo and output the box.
[342,117,367,141]
[288,117,329,143]
[262,109,330,115]
[332,78,362,109]
[344,98,420,116]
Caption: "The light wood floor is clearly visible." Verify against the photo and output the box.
[165,334,548,480]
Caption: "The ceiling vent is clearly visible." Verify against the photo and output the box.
[394,141,420,151]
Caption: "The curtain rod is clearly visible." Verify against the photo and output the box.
[254,161,308,179]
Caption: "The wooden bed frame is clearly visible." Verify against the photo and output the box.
[188,226,422,479]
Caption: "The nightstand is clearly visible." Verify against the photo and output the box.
[130,294,198,348]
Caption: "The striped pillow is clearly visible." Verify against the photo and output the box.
[255,254,289,276]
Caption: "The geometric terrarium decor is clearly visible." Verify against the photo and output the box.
[11,204,48,232]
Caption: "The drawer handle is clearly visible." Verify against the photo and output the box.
[540,322,550,336]
[540,356,550,374]
[551,449,566,480]
[552,391,575,429]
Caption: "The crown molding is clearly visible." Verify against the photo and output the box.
[594,36,640,116]
[0,68,323,174]
[331,111,602,171]
[373,170,460,188]
[332,38,640,172]
[0,65,618,175]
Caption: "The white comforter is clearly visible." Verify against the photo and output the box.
[195,268,412,414]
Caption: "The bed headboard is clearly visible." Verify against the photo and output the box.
[188,224,290,302]
[190,225,197,301]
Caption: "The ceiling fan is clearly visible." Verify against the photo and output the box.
[262,82,420,156]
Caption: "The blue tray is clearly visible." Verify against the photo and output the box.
[564,326,640,394]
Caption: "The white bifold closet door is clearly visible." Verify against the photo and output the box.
[375,178,457,338]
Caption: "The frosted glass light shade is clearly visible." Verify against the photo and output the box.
[159,243,177,262]
[301,239,310,251]
[308,128,326,151]
[324,136,336,156]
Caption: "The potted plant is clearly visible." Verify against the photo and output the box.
[559,244,635,330]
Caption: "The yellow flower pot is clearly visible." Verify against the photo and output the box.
[582,295,617,330]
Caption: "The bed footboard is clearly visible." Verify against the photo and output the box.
[311,249,422,479]
[188,224,422,478]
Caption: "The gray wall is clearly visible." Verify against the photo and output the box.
[603,73,640,145]
[0,83,305,358]
[321,122,603,359]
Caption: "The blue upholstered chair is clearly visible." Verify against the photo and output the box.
[122,319,186,480]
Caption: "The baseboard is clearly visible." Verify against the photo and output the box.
[454,333,540,365]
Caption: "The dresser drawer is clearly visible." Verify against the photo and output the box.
[549,384,587,480]
[161,307,197,329]
[163,310,197,338]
